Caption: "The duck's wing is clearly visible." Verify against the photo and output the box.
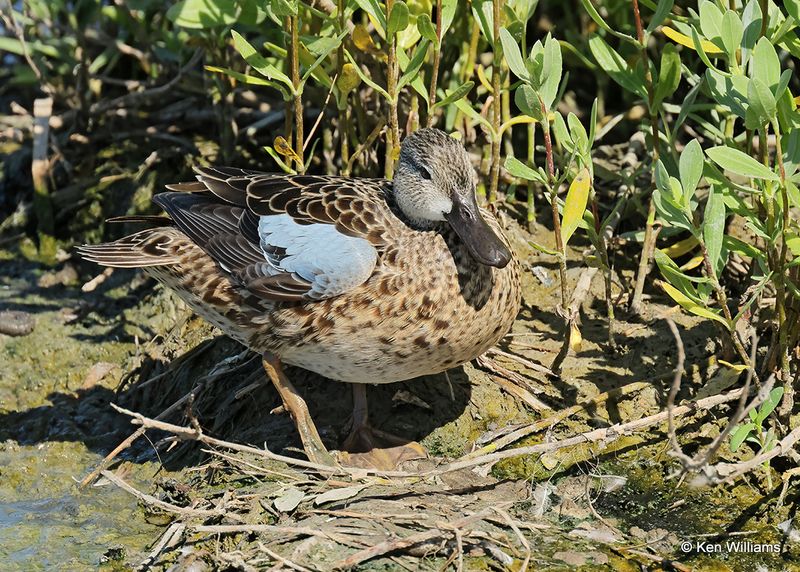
[154,167,397,302]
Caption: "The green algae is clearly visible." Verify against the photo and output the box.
[0,441,161,570]
[0,259,182,568]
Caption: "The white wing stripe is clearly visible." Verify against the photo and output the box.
[257,214,377,299]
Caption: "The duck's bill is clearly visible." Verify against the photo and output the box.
[445,194,512,268]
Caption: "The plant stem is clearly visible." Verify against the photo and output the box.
[541,105,566,309]
[426,0,443,125]
[543,106,572,374]
[594,197,616,346]
[408,92,419,132]
[759,0,768,38]
[772,121,793,418]
[290,14,304,172]
[385,0,400,178]
[629,0,660,316]
[698,237,760,388]
[488,0,503,203]
[336,0,349,172]
[526,123,536,231]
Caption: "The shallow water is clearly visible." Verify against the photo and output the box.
[0,442,159,569]
[0,258,165,568]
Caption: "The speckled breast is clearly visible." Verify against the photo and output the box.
[263,222,522,384]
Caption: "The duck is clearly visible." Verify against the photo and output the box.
[78,128,522,469]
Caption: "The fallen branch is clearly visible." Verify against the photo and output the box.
[463,380,653,460]
[99,470,221,518]
[109,383,750,479]
[191,524,363,549]
[699,423,800,486]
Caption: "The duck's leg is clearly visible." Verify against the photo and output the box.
[262,354,337,466]
[339,384,426,469]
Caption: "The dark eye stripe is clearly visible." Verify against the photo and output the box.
[405,154,432,180]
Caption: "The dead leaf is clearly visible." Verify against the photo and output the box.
[273,135,302,165]
[82,362,118,389]
[313,484,366,505]
[352,24,376,52]
[273,487,306,512]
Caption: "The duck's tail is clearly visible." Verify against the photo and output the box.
[75,226,184,268]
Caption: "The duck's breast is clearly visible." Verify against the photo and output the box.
[269,223,521,383]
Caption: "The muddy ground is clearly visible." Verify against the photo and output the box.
[2,201,799,571]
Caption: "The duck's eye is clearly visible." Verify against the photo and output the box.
[419,167,432,180]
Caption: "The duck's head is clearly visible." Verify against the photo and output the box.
[393,128,512,269]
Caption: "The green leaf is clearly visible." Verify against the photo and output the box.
[706,68,749,119]
[515,84,543,121]
[509,0,539,23]
[774,69,792,101]
[353,0,387,33]
[720,10,743,60]
[679,139,704,201]
[539,35,563,110]
[698,0,723,44]
[691,25,725,74]
[655,250,702,303]
[0,36,60,58]
[647,0,674,33]
[528,240,560,257]
[167,0,239,28]
[703,186,726,277]
[205,65,280,88]
[653,43,681,110]
[343,49,390,100]
[433,80,474,109]
[270,0,298,17]
[659,280,731,327]
[505,156,546,184]
[654,161,693,231]
[787,0,800,21]
[397,39,430,89]
[231,30,294,92]
[740,0,762,67]
[500,28,528,81]
[706,146,779,180]
[579,0,614,35]
[302,29,349,83]
[724,235,763,260]
[755,387,785,425]
[417,13,437,43]
[552,112,574,154]
[588,36,647,99]
[441,0,458,35]
[388,0,410,36]
[745,77,777,130]
[588,98,598,144]
[730,423,755,452]
[567,113,589,159]
[471,0,494,45]
[750,36,780,90]
[561,168,591,245]
[453,98,493,131]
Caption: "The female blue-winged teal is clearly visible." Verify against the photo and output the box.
[79,128,521,468]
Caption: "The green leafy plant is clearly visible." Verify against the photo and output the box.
[649,0,799,421]
[730,386,785,487]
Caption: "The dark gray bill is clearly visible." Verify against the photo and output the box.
[444,194,512,268]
